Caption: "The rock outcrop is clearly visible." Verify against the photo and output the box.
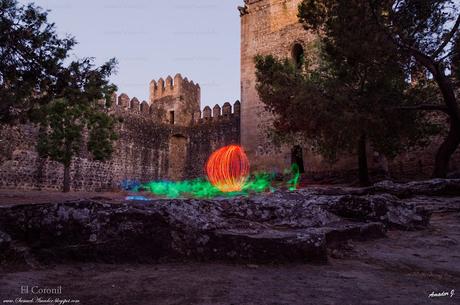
[1,180,454,265]
[373,179,460,197]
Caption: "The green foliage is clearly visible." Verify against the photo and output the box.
[298,0,459,87]
[87,111,118,161]
[37,99,86,167]
[255,0,441,166]
[0,0,75,122]
[378,0,458,58]
[1,0,118,191]
[36,57,118,167]
[51,58,118,108]
[0,0,119,123]
[299,0,459,57]
[37,99,117,167]
[255,52,435,163]
[35,54,118,191]
[298,0,459,178]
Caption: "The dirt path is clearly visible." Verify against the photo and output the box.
[1,212,458,305]
[0,190,125,205]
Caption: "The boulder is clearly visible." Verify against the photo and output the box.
[327,194,430,230]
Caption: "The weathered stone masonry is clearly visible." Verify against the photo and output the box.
[0,74,240,191]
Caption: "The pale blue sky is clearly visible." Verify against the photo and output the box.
[22,0,242,108]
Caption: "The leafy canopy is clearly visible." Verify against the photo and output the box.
[1,0,119,191]
[255,0,441,162]
[0,0,75,122]
[255,51,433,162]
[298,0,460,85]
[37,99,118,167]
[36,58,118,167]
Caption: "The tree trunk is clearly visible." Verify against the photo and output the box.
[431,65,460,177]
[411,54,460,177]
[358,134,371,186]
[63,164,71,193]
[433,64,460,123]
[433,122,460,178]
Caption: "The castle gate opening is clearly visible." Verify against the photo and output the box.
[168,134,187,180]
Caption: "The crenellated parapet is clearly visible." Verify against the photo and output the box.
[117,93,130,109]
[194,100,241,124]
[140,101,149,114]
[149,73,200,103]
[130,97,140,113]
[107,77,238,129]
[109,92,151,118]
[148,74,201,126]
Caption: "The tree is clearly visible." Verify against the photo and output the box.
[36,59,118,192]
[0,0,75,123]
[255,48,433,185]
[298,0,460,178]
[0,0,118,192]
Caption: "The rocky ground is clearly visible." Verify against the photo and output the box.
[0,179,459,304]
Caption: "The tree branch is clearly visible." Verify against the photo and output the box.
[367,1,438,73]
[432,14,460,59]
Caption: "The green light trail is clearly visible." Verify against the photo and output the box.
[131,165,300,199]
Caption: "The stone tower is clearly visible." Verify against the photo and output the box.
[149,73,201,127]
[239,0,317,173]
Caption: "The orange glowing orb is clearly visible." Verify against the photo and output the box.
[206,145,250,192]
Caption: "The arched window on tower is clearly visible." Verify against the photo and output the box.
[292,43,305,70]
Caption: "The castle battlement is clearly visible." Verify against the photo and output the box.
[149,73,200,103]
[111,92,240,124]
[109,93,148,115]
[194,100,241,124]
[109,80,240,128]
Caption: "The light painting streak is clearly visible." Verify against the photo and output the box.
[206,145,250,192]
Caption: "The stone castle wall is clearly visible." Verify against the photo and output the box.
[0,77,240,191]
